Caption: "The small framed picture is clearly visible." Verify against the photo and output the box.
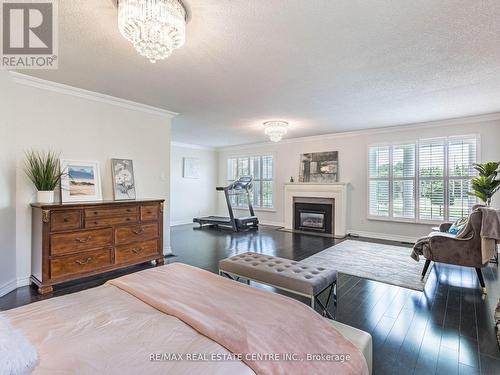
[183,157,200,179]
[111,159,137,200]
[60,160,102,202]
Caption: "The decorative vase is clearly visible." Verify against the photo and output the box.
[37,190,54,204]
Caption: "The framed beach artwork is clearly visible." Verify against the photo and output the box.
[111,158,136,200]
[299,151,339,183]
[60,160,102,202]
[183,157,200,179]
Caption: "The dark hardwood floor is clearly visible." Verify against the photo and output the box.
[1,224,499,375]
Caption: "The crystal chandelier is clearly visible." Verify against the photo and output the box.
[263,121,288,142]
[118,0,187,63]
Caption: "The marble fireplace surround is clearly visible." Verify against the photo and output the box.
[284,183,347,238]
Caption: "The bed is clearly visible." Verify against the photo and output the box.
[2,263,371,375]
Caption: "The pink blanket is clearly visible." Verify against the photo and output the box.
[108,263,368,375]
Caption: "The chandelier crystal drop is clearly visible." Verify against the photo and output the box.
[263,121,289,142]
[118,0,186,63]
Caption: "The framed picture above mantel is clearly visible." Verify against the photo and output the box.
[299,151,339,183]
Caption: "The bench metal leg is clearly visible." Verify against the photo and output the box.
[220,270,250,285]
[314,283,336,320]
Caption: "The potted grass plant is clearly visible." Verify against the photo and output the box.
[24,150,64,204]
[469,161,500,206]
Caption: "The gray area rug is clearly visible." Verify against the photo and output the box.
[301,240,431,291]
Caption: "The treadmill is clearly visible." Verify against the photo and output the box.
[193,176,259,231]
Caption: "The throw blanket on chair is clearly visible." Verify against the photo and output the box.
[411,238,428,261]
[108,263,368,375]
[478,207,500,241]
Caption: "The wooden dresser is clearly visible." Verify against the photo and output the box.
[31,199,164,294]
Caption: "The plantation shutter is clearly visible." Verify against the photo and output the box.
[447,136,477,220]
[262,155,273,208]
[392,144,416,219]
[418,139,446,221]
[368,146,390,217]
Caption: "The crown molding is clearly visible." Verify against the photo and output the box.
[9,72,179,118]
[171,141,216,151]
[217,112,500,152]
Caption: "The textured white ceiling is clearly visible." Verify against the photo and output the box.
[24,0,500,147]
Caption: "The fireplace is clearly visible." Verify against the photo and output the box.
[284,183,346,237]
[293,197,334,234]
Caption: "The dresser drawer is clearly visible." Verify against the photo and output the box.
[116,239,160,264]
[85,205,138,218]
[140,204,160,222]
[51,228,113,256]
[85,215,138,229]
[115,224,158,245]
[50,210,82,232]
[50,248,113,279]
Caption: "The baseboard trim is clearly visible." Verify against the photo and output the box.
[17,276,31,288]
[347,230,418,244]
[163,246,173,256]
[0,278,17,297]
[170,219,194,226]
[259,221,285,227]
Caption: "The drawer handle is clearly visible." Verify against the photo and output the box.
[132,248,143,254]
[127,209,132,212]
[94,221,99,225]
[93,211,98,215]
[132,229,144,235]
[63,218,69,223]
[75,236,92,243]
[126,218,131,221]
[75,257,92,265]
[147,211,152,214]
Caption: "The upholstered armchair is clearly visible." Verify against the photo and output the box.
[420,208,497,294]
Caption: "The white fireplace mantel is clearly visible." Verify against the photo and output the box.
[283,182,348,237]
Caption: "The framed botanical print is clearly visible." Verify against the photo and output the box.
[60,160,102,202]
[111,158,136,200]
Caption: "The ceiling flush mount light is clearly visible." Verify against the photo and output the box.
[118,0,187,63]
[263,121,289,142]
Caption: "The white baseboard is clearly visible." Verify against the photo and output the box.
[0,278,17,297]
[163,246,173,256]
[347,229,418,244]
[259,221,285,227]
[170,219,194,226]
[17,276,31,288]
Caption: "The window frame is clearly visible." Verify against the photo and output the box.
[367,134,480,224]
[225,153,275,211]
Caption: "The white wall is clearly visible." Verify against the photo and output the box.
[218,116,500,242]
[0,74,17,296]
[0,72,173,296]
[170,143,219,225]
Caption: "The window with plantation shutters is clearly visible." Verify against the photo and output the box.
[369,144,415,220]
[369,135,478,223]
[226,155,274,209]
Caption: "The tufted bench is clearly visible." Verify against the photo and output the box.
[219,252,337,318]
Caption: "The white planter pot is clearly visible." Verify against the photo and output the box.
[37,190,54,204]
